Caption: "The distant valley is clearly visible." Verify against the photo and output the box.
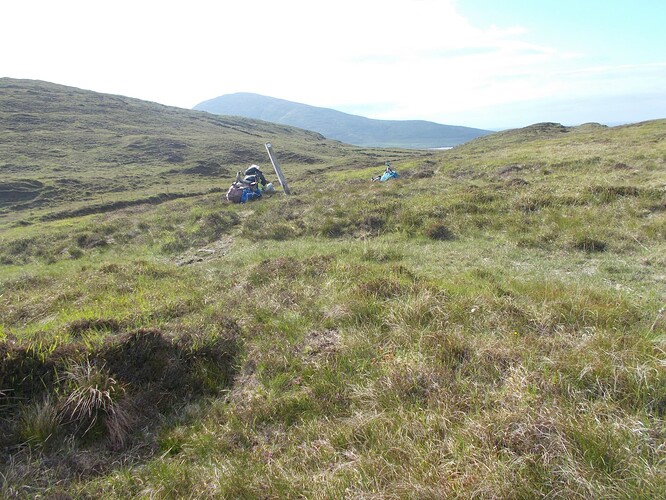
[193,93,492,149]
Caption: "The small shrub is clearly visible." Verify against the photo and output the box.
[361,247,403,262]
[249,255,332,284]
[179,327,241,393]
[4,237,37,256]
[359,214,386,236]
[411,166,435,178]
[0,342,58,399]
[355,276,407,300]
[103,326,240,397]
[102,329,178,386]
[250,222,302,241]
[379,364,437,406]
[430,333,473,372]
[0,237,46,264]
[515,193,555,212]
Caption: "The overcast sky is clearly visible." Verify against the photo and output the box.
[2,0,665,130]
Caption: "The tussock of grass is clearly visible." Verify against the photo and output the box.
[17,395,61,449]
[58,360,132,447]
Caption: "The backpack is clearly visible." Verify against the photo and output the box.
[226,182,245,203]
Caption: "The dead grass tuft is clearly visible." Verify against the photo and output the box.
[58,360,132,447]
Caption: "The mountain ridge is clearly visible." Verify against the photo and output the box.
[193,92,492,148]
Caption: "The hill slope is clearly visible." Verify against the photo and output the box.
[1,79,665,498]
[0,78,423,225]
[193,92,492,148]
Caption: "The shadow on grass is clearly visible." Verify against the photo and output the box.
[0,320,242,480]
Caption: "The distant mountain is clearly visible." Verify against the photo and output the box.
[193,93,492,149]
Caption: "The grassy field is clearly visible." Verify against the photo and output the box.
[1,80,665,498]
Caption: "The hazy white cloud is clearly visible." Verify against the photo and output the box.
[2,0,665,129]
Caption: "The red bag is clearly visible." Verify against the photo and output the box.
[226,182,244,203]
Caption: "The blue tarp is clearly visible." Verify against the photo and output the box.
[380,170,399,182]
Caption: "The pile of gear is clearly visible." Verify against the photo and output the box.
[372,162,399,182]
[226,165,275,203]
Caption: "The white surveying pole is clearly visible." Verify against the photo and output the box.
[265,142,291,195]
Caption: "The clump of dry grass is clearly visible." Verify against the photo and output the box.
[59,360,133,448]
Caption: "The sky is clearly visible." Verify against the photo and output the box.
[2,0,665,130]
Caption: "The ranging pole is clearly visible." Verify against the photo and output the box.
[265,142,291,195]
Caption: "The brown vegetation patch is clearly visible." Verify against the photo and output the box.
[101,326,239,394]
[176,235,235,266]
[75,232,111,249]
[402,161,436,179]
[589,185,642,201]
[0,340,88,402]
[424,331,473,372]
[497,164,527,176]
[102,329,181,386]
[612,162,632,170]
[301,329,341,360]
[278,150,320,164]
[359,214,386,235]
[121,137,188,164]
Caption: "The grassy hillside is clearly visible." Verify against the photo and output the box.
[1,80,666,497]
[0,78,422,226]
[194,92,493,148]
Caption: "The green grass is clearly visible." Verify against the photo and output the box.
[1,82,666,497]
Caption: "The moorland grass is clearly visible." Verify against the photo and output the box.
[1,78,424,227]
[1,114,665,497]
